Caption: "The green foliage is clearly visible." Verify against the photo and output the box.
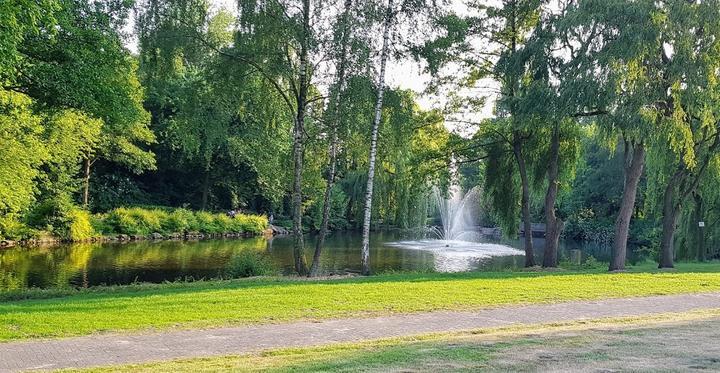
[25,195,96,240]
[0,90,46,214]
[481,120,521,236]
[225,251,275,278]
[307,186,349,232]
[67,209,94,241]
[0,0,58,78]
[101,207,268,236]
[0,215,36,241]
[104,208,163,236]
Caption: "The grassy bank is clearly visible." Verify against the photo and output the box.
[1,262,720,341]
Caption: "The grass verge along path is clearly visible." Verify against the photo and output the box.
[1,262,720,341]
[4,292,720,372]
[69,310,720,373]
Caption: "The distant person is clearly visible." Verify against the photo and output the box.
[269,213,274,224]
[227,209,237,219]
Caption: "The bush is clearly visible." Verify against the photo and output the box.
[160,209,196,233]
[99,207,267,237]
[89,214,110,236]
[104,208,143,235]
[104,207,165,235]
[225,250,275,277]
[26,196,95,240]
[194,211,220,233]
[67,209,94,241]
[0,214,36,241]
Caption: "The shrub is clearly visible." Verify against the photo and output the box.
[89,214,110,236]
[104,207,168,235]
[0,214,36,241]
[225,250,275,277]
[98,207,267,237]
[160,209,196,233]
[236,214,269,234]
[104,208,141,235]
[67,209,94,241]
[194,212,221,233]
[26,196,95,240]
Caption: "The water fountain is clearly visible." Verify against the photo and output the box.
[433,185,481,241]
[387,185,523,272]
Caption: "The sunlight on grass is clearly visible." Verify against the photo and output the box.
[1,263,720,341]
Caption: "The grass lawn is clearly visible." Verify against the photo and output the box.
[68,310,720,372]
[1,261,720,341]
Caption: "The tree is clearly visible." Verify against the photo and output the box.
[0,91,46,216]
[360,0,395,275]
[643,0,720,268]
[418,0,545,267]
[555,0,660,271]
[310,0,355,276]
[15,0,155,208]
[0,0,58,81]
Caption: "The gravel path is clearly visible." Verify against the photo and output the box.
[2,292,720,372]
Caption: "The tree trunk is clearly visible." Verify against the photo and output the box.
[657,136,718,268]
[609,141,645,271]
[83,157,91,208]
[542,124,563,268]
[513,132,535,267]
[695,193,705,262]
[310,0,353,277]
[360,0,393,276]
[201,169,210,211]
[291,0,312,276]
[658,176,680,268]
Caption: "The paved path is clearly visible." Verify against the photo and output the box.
[2,292,720,372]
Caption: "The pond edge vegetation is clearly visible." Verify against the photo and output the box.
[0,206,268,247]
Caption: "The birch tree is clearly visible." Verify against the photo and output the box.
[310,0,355,276]
[360,0,394,275]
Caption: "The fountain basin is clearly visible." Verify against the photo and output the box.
[386,239,524,272]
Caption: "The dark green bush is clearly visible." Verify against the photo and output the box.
[225,250,275,277]
[26,196,95,240]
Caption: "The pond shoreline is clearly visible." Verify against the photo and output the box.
[0,230,270,250]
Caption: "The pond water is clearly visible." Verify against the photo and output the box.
[0,231,638,291]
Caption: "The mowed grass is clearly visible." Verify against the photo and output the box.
[1,262,720,341]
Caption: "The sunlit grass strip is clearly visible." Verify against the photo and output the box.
[66,308,720,373]
[1,263,720,341]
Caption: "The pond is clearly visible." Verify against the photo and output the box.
[0,231,640,291]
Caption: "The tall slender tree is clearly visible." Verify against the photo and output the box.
[360,0,394,275]
[310,0,355,276]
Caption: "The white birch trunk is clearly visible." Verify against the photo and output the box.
[292,0,311,275]
[310,0,353,276]
[360,0,394,275]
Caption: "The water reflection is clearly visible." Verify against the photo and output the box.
[0,231,637,291]
[0,239,267,290]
